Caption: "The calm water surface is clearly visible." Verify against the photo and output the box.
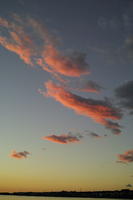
[0,196,129,200]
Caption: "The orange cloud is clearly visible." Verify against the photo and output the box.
[41,45,90,77]
[0,35,34,65]
[28,18,57,45]
[0,16,35,65]
[42,133,80,144]
[0,16,90,79]
[28,18,90,78]
[9,150,30,159]
[41,81,122,134]
[117,150,133,163]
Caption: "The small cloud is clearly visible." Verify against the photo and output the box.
[104,120,122,135]
[42,132,81,144]
[85,131,107,139]
[88,132,102,139]
[9,150,30,159]
[117,149,133,163]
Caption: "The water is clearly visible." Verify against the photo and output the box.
[0,196,130,200]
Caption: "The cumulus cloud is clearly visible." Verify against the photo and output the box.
[42,132,81,144]
[115,80,133,114]
[117,150,133,163]
[40,80,122,135]
[9,150,30,159]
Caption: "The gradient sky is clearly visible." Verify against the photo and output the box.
[0,0,133,192]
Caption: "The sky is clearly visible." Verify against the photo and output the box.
[0,0,133,192]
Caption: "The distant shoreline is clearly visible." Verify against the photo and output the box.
[0,189,133,199]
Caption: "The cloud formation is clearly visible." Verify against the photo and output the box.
[41,45,90,77]
[0,17,35,65]
[9,150,30,159]
[117,150,133,163]
[41,80,122,135]
[115,80,133,114]
[0,16,90,78]
[42,132,81,144]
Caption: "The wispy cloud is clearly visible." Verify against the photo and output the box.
[117,150,133,163]
[40,80,122,135]
[41,45,90,77]
[42,132,81,144]
[0,16,90,79]
[0,17,35,65]
[29,18,90,77]
[28,17,58,45]
[9,150,30,159]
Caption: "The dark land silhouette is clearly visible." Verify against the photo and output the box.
[0,189,133,198]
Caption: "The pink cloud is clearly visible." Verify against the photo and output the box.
[42,133,80,144]
[41,80,122,134]
[0,36,34,65]
[0,16,90,78]
[0,17,35,65]
[41,45,90,77]
[9,150,30,159]
[117,150,133,163]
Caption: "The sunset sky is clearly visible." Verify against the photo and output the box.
[0,0,133,192]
